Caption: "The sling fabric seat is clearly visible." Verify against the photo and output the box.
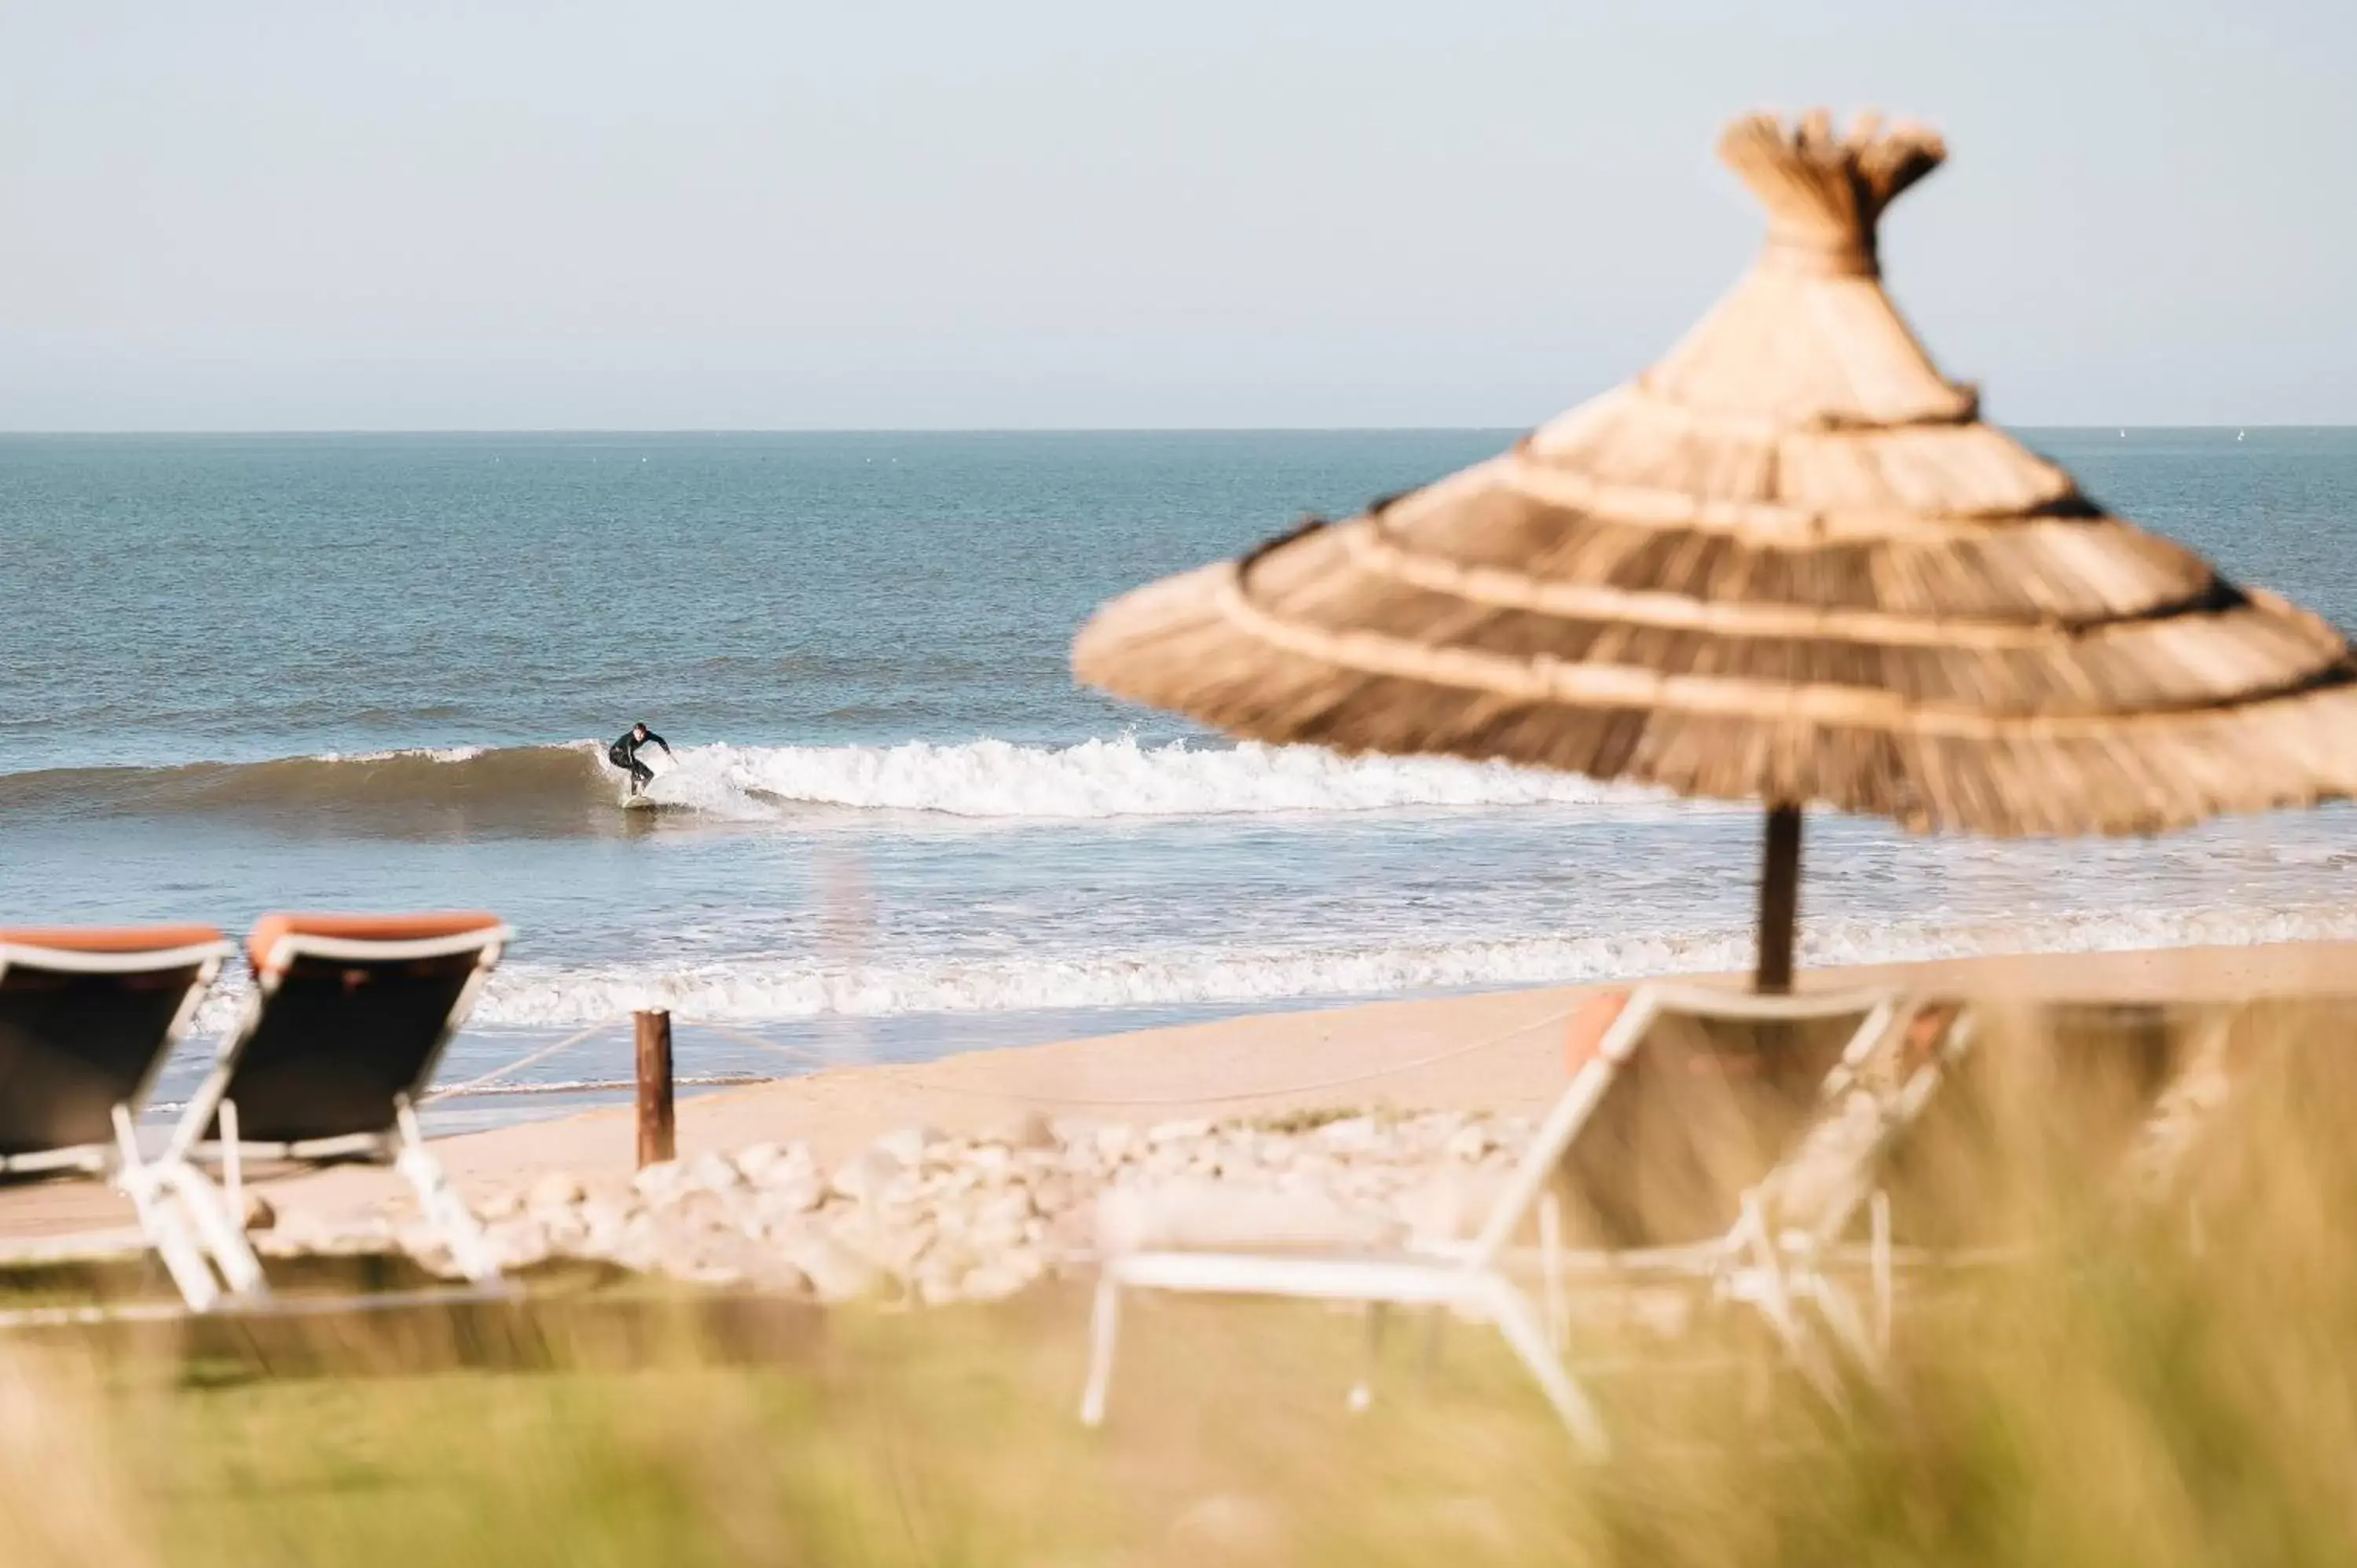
[155,911,513,1296]
[181,911,508,1152]
[0,926,228,1176]
[0,925,253,1313]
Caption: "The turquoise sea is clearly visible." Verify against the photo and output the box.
[5,428,2353,1127]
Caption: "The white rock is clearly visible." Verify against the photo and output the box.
[1050,1116,1104,1150]
[542,1202,594,1244]
[269,1202,384,1254]
[1025,1170,1077,1210]
[576,1196,632,1250]
[782,1234,885,1302]
[911,1247,974,1305]
[978,1111,1056,1150]
[1147,1117,1213,1145]
[838,1209,934,1277]
[684,1151,744,1192]
[931,1163,981,1199]
[831,1147,907,1205]
[1444,1124,1495,1162]
[1094,1124,1140,1163]
[734,1140,814,1184]
[484,1217,553,1269]
[528,1171,587,1210]
[665,1190,753,1240]
[1315,1116,1380,1152]
[966,1218,1028,1255]
[757,1173,827,1217]
[1211,1136,1263,1171]
[873,1126,937,1168]
[974,1189,1036,1228]
[631,1160,687,1200]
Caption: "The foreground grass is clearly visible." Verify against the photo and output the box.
[9,1000,2357,1565]
[5,1288,1637,1568]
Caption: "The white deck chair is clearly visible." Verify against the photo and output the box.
[1080,983,1903,1454]
[1775,1000,2230,1363]
[0,925,257,1315]
[148,912,514,1300]
[1711,1000,1978,1393]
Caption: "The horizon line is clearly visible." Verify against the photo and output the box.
[0,423,2340,438]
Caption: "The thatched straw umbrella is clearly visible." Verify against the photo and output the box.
[1074,108,2357,993]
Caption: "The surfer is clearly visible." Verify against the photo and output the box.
[607,722,674,797]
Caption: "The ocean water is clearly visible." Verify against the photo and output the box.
[5,429,2354,1130]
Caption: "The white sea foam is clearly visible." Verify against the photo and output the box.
[676,735,1665,819]
[317,745,491,764]
[184,902,2357,1037]
[630,755,783,821]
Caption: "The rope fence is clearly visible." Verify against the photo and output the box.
[420,1019,622,1102]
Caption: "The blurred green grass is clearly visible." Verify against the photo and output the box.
[6,999,2357,1566]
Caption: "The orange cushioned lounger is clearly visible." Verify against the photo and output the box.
[0,925,227,955]
[245,911,506,971]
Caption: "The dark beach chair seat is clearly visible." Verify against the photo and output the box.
[0,925,227,1175]
[161,911,513,1293]
[0,925,258,1311]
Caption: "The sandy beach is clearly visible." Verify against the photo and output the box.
[4,936,2348,1246]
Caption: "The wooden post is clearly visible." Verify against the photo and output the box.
[635,1008,676,1168]
[1754,804,1803,995]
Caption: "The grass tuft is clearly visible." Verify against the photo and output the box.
[8,998,2357,1564]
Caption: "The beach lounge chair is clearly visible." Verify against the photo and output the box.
[1851,1000,2240,1305]
[1864,1000,2222,1273]
[157,912,514,1295]
[1708,998,1978,1391]
[0,925,258,1311]
[1079,983,1908,1453]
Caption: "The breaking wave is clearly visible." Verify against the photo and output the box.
[704,735,1644,818]
[181,901,2357,1035]
[0,735,1666,835]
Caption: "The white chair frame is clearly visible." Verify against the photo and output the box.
[152,925,515,1295]
[1079,982,1905,1455]
[0,935,251,1314]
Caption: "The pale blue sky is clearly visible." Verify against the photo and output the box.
[2,2,2349,430]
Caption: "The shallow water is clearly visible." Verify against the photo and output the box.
[6,429,2353,1124]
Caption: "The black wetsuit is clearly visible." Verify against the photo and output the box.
[608,728,670,792]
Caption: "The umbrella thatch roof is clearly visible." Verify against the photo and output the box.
[1074,110,2357,838]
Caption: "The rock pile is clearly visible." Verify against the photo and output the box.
[262,1109,1540,1306]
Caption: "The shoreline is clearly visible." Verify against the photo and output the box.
[3,936,2352,1242]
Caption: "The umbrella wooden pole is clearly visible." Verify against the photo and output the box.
[1754,804,1802,994]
